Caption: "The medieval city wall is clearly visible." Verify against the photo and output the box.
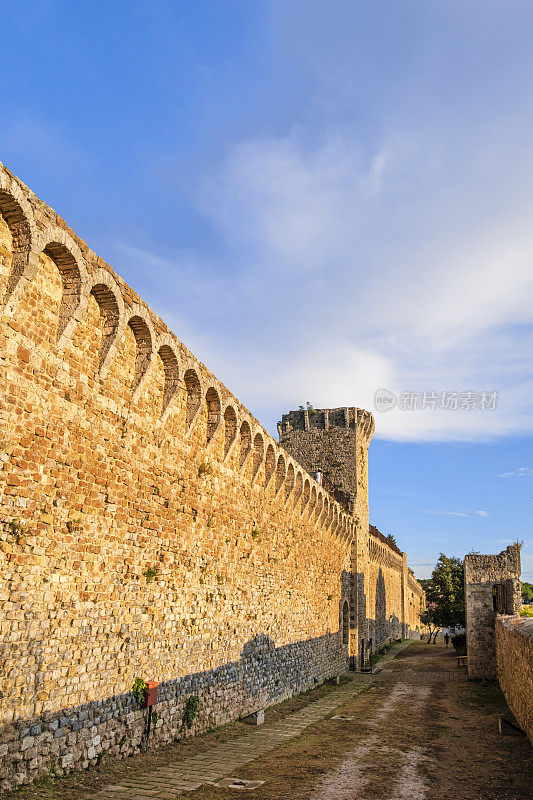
[0,163,356,788]
[495,616,533,743]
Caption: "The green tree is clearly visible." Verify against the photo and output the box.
[423,554,465,643]
[521,581,533,604]
[385,533,398,548]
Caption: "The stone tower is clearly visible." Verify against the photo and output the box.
[278,407,375,663]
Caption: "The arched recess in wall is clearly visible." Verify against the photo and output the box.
[320,497,329,527]
[302,478,310,512]
[293,472,303,509]
[158,345,180,414]
[184,368,201,425]
[315,492,323,523]
[224,406,237,457]
[309,485,317,518]
[90,283,120,370]
[206,387,221,444]
[42,242,82,341]
[264,444,276,487]
[284,462,295,502]
[252,433,264,479]
[342,600,350,646]
[239,421,251,467]
[128,315,153,392]
[0,189,32,301]
[275,455,285,494]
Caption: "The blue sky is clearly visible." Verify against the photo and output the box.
[1,0,531,579]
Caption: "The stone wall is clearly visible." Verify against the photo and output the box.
[0,162,423,789]
[464,546,521,680]
[0,163,357,788]
[495,616,533,743]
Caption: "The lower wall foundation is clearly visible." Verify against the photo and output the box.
[0,632,346,790]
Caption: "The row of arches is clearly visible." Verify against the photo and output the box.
[0,169,354,542]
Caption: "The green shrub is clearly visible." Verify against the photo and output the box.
[132,677,147,705]
[182,696,200,729]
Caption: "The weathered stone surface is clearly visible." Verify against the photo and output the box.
[465,545,521,680]
[0,161,423,789]
[495,615,533,743]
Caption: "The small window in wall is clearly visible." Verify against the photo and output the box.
[492,584,507,614]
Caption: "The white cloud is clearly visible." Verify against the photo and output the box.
[171,125,533,441]
[498,467,533,478]
[423,510,488,518]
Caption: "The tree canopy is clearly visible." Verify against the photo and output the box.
[521,581,533,604]
[420,554,465,640]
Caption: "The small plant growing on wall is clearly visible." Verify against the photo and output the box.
[181,696,200,729]
[132,677,148,705]
[143,565,159,583]
[8,519,30,543]
[206,515,214,529]
[198,460,212,477]
[66,518,82,533]
[251,524,261,539]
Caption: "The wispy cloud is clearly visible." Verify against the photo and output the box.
[498,467,533,477]
[423,510,488,518]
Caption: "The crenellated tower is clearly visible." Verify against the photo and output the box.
[278,407,375,663]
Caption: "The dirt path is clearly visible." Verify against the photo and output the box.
[3,641,531,799]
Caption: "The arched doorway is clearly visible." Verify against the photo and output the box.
[342,600,350,648]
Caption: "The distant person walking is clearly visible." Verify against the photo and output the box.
[444,632,450,648]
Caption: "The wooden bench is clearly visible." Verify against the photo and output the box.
[456,655,467,668]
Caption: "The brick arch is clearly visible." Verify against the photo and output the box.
[315,491,324,523]
[223,405,237,458]
[301,478,311,512]
[205,386,221,444]
[264,443,276,487]
[184,368,201,427]
[126,309,154,395]
[0,173,36,303]
[252,432,264,479]
[88,272,124,373]
[275,454,286,494]
[37,228,89,345]
[239,420,251,468]
[157,339,180,416]
[309,485,317,519]
[293,471,303,509]
[284,462,295,502]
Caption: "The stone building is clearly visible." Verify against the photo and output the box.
[464,545,522,680]
[0,162,424,788]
